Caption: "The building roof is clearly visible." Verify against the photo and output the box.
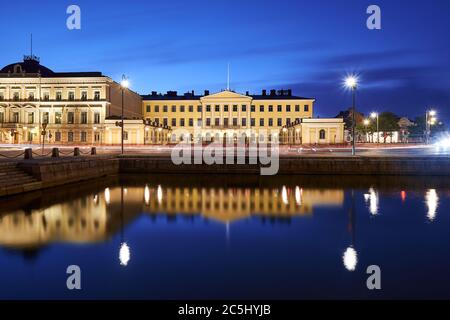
[142,89,313,101]
[0,56,103,78]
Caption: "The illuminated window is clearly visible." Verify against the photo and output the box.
[319,129,326,139]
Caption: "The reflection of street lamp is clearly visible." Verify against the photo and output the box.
[425,109,437,144]
[119,185,131,266]
[344,75,358,155]
[425,189,439,222]
[370,112,379,143]
[343,190,358,271]
[120,75,129,154]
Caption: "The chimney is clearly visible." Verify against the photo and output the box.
[151,91,157,96]
[287,89,292,96]
[262,89,266,96]
[246,91,249,96]
[191,90,195,96]
[204,90,209,96]
[270,89,276,96]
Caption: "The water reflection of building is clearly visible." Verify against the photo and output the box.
[0,185,343,249]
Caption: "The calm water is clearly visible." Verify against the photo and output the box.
[0,174,449,300]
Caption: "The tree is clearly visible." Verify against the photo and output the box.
[378,112,400,143]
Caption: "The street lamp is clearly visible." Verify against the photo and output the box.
[370,112,379,143]
[120,75,129,154]
[344,75,358,155]
[425,109,437,144]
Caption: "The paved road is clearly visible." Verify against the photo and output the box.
[1,143,450,160]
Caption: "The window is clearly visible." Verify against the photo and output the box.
[55,112,62,124]
[55,132,61,142]
[68,92,75,101]
[43,92,50,101]
[42,112,49,124]
[319,129,326,139]
[260,118,264,126]
[251,105,255,112]
[242,105,247,112]
[206,105,211,112]
[180,118,185,126]
[197,105,202,112]
[154,118,159,125]
[206,118,211,126]
[233,118,238,126]
[94,91,100,100]
[28,92,35,101]
[215,118,220,126]
[12,112,19,123]
[268,118,273,127]
[68,112,74,124]
[0,93,4,101]
[81,132,87,142]
[13,92,20,101]
[286,118,291,125]
[277,105,282,112]
[56,92,62,101]
[259,105,264,112]
[286,105,291,112]
[269,105,273,112]
[81,112,87,124]
[146,105,151,112]
[171,105,176,112]
[304,105,309,112]
[197,118,202,126]
[233,105,238,112]
[277,118,282,126]
[224,118,229,126]
[171,118,176,126]
[215,105,220,112]
[224,105,229,112]
[242,118,246,126]
[189,105,193,112]
[0,112,3,123]
[94,113,100,124]
[189,118,193,126]
[180,105,185,112]
[95,132,100,142]
[251,118,255,126]
[155,105,160,112]
[68,132,74,142]
[123,131,129,141]
[295,105,300,112]
[81,91,87,101]
[163,118,168,126]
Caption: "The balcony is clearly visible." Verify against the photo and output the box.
[0,98,105,103]
[211,125,242,129]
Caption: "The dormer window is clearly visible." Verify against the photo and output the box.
[14,64,22,73]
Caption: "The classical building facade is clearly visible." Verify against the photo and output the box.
[0,56,142,145]
[142,89,344,144]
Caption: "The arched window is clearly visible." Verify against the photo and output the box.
[14,64,22,73]
[319,129,326,140]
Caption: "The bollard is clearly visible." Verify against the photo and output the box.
[24,148,33,160]
[52,148,59,158]
[91,147,97,155]
[74,147,80,156]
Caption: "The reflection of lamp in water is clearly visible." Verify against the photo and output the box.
[119,186,131,267]
[343,246,358,271]
[157,185,163,204]
[425,189,438,221]
[343,190,358,271]
[104,188,111,205]
[281,186,289,205]
[144,185,150,205]
[364,187,379,216]
[295,186,302,206]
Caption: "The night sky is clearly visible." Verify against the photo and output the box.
[1,0,449,123]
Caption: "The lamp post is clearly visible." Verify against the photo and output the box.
[120,75,129,154]
[425,109,437,144]
[370,112,379,144]
[345,76,358,155]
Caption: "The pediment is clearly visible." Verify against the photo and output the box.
[200,90,252,102]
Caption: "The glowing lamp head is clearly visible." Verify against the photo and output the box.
[370,112,378,119]
[429,110,436,117]
[344,75,358,89]
[363,119,370,126]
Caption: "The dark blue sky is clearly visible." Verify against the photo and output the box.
[1,0,449,123]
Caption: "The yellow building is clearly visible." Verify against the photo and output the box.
[0,55,143,145]
[142,89,344,144]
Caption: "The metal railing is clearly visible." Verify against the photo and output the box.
[0,147,97,160]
